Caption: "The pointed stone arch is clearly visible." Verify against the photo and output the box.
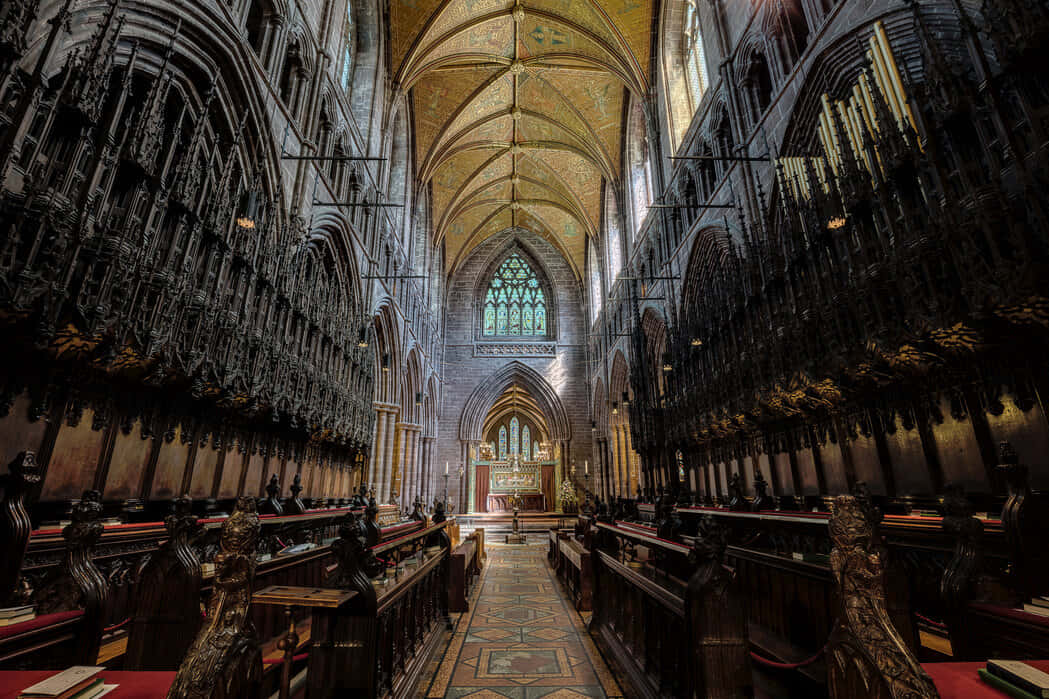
[458,361,571,443]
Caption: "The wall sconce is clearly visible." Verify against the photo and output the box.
[622,391,630,407]
[827,216,847,230]
[690,337,703,347]
[611,401,619,415]
[415,392,423,406]
[381,354,390,372]
[662,353,673,372]
[357,326,369,348]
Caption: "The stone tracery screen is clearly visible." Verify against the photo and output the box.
[482,253,548,337]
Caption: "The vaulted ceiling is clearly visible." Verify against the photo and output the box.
[391,0,655,278]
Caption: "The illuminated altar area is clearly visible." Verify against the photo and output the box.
[466,385,562,513]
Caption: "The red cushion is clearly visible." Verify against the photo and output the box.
[0,610,83,641]
[970,602,1049,628]
[0,671,174,699]
[924,661,1049,698]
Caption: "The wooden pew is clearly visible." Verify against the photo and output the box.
[557,536,591,611]
[305,512,452,699]
[448,533,481,613]
[0,489,108,670]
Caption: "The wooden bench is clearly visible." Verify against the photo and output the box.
[449,535,480,612]
[557,537,592,611]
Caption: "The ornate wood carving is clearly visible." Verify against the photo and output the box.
[939,484,984,660]
[827,493,938,699]
[0,451,39,605]
[686,515,753,699]
[167,497,262,699]
[997,441,1049,600]
[34,490,109,665]
[260,474,283,516]
[126,495,203,670]
[285,472,305,515]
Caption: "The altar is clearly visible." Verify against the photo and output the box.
[487,492,546,512]
[469,459,560,513]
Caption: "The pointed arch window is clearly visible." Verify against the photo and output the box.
[684,0,709,107]
[499,425,507,459]
[522,425,531,461]
[340,2,355,91]
[510,417,520,455]
[481,253,549,338]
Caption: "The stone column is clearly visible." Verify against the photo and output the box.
[369,406,387,491]
[391,422,409,504]
[624,428,638,497]
[406,425,421,507]
[380,408,397,501]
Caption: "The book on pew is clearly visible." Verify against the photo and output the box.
[986,660,1049,698]
[0,605,35,626]
[1022,604,1049,618]
[980,669,1040,699]
[19,666,104,698]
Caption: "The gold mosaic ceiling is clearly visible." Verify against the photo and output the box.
[393,0,654,277]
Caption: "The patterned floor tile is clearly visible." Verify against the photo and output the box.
[423,542,622,698]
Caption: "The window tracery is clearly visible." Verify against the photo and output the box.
[481,253,548,338]
[605,189,623,284]
[510,417,520,455]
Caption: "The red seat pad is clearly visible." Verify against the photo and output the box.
[0,671,175,698]
[924,661,1049,698]
[0,610,83,641]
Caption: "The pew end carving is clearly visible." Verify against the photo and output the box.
[827,493,938,699]
[167,497,263,699]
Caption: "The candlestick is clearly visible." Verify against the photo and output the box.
[445,461,449,475]
[585,460,589,475]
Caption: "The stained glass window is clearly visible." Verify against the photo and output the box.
[340,2,354,91]
[510,417,520,455]
[628,100,652,237]
[588,244,602,322]
[482,253,548,337]
[499,426,507,459]
[522,426,531,461]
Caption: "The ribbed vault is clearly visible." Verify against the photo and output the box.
[392,0,656,278]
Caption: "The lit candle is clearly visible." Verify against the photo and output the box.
[585,461,589,475]
[445,461,449,475]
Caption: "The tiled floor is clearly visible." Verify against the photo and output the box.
[421,542,622,699]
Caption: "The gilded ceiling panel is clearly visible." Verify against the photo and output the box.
[413,66,505,165]
[536,70,623,171]
[391,0,448,75]
[422,0,516,50]
[431,148,506,219]
[395,0,654,277]
[445,206,514,265]
[414,15,515,72]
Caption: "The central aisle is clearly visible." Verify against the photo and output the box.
[424,542,622,698]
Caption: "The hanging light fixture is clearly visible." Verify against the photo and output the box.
[662,352,673,372]
[611,401,619,416]
[415,392,423,406]
[381,354,390,372]
[622,391,630,407]
[691,337,703,347]
[357,326,369,348]
[236,191,260,230]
